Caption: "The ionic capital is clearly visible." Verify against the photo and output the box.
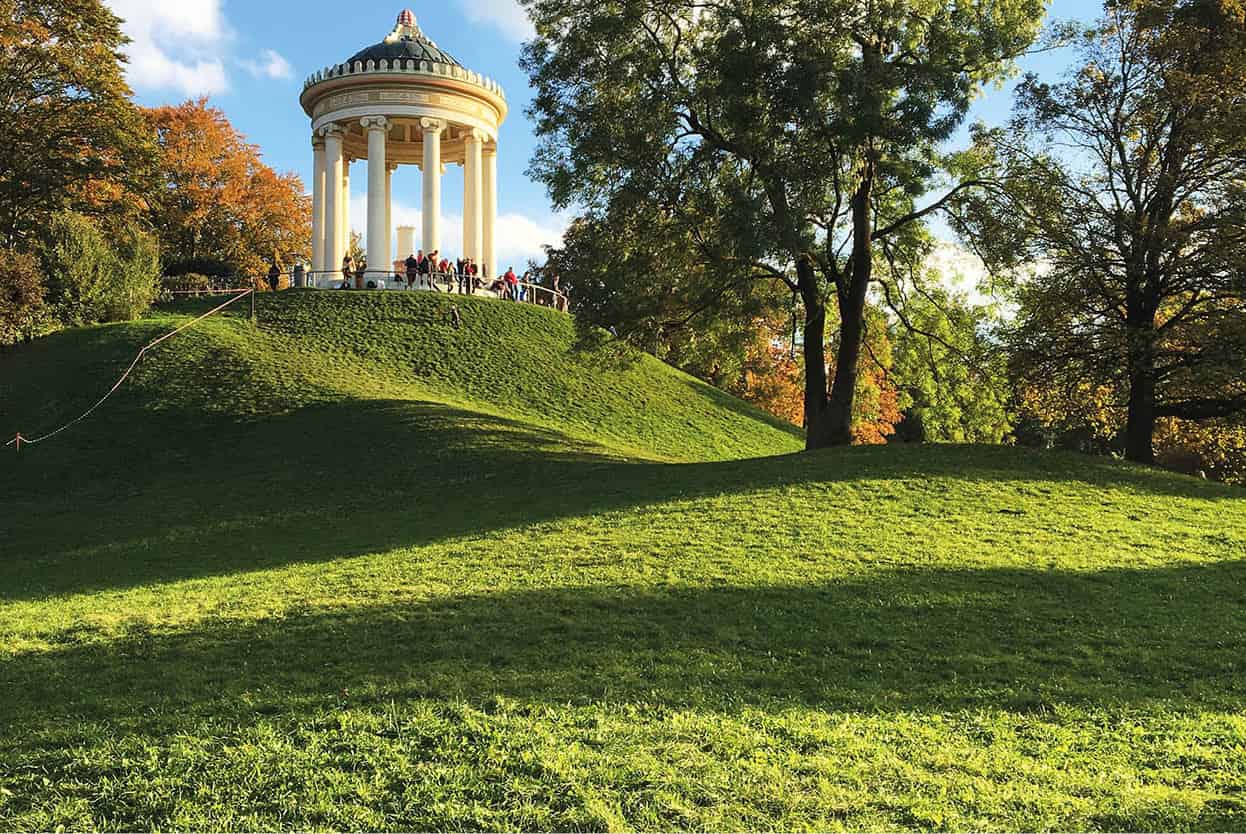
[419,117,446,134]
[482,141,498,157]
[312,133,325,149]
[463,127,486,145]
[360,116,390,132]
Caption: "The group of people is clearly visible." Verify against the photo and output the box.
[328,251,566,310]
[402,250,483,295]
[488,268,535,302]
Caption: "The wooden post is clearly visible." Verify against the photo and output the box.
[250,287,256,325]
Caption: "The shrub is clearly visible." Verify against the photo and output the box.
[40,212,112,325]
[104,225,160,321]
[161,273,212,296]
[0,250,53,346]
[39,212,160,326]
[163,258,237,278]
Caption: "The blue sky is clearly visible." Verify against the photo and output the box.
[105,0,1092,268]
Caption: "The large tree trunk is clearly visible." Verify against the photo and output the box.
[809,160,874,449]
[1124,315,1158,465]
[797,255,831,449]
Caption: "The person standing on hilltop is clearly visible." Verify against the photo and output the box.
[267,261,281,292]
[404,252,418,289]
[341,254,354,290]
[504,266,518,301]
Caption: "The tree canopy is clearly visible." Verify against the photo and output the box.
[0,0,155,249]
[960,0,1246,464]
[522,0,1046,449]
[145,99,310,278]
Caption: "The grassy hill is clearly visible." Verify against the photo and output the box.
[1,291,1244,831]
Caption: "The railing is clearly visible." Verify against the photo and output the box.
[293,269,570,312]
[156,269,571,312]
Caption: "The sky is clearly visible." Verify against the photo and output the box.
[104,0,1093,271]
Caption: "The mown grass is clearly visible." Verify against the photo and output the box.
[1,291,1244,831]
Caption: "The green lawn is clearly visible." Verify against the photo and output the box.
[1,291,1244,831]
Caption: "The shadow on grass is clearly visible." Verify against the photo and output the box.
[3,562,1245,735]
[1,396,1240,601]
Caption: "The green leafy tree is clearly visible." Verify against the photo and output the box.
[891,289,1013,443]
[959,0,1246,464]
[39,212,159,326]
[545,195,789,380]
[0,0,155,249]
[521,0,1045,449]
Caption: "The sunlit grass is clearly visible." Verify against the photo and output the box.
[1,291,1243,831]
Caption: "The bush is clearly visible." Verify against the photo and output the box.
[161,273,212,295]
[163,258,237,278]
[105,225,160,321]
[0,250,53,346]
[40,212,112,325]
[39,212,160,326]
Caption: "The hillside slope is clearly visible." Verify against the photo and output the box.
[1,291,1244,832]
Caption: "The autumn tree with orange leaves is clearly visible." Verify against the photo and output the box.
[145,99,310,280]
[736,305,901,445]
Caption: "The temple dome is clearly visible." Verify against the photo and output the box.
[345,9,461,69]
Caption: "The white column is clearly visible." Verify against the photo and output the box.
[363,116,389,285]
[397,226,415,260]
[322,126,345,278]
[420,118,443,254]
[386,163,396,269]
[341,161,351,260]
[463,128,483,265]
[482,142,497,281]
[311,134,326,274]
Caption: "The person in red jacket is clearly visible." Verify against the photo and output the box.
[504,267,518,301]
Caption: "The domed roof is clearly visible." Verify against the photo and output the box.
[346,9,461,69]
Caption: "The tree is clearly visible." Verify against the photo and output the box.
[146,100,310,278]
[0,0,155,249]
[0,249,49,346]
[521,0,1045,449]
[960,0,1246,464]
[547,198,901,439]
[38,211,159,326]
[544,197,789,377]
[891,289,1013,444]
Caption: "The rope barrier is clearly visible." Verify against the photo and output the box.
[5,288,254,452]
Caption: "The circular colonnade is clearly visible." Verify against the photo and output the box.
[303,9,507,282]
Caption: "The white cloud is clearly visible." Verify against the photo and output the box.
[105,0,229,96]
[454,0,535,42]
[240,49,294,81]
